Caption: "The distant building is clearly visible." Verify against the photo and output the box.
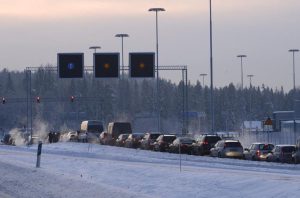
[241,121,263,132]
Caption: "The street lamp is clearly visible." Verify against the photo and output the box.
[148,7,165,132]
[115,34,129,77]
[247,74,254,135]
[288,49,299,145]
[89,46,101,53]
[288,49,299,92]
[247,74,254,88]
[209,0,215,133]
[200,73,207,87]
[237,54,247,89]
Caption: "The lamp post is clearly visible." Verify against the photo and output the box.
[288,49,299,92]
[237,54,247,89]
[89,46,101,53]
[247,74,254,136]
[209,0,215,133]
[115,34,129,77]
[200,73,207,87]
[288,49,299,145]
[247,74,254,88]
[149,7,165,132]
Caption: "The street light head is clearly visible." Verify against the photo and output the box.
[288,49,299,52]
[89,46,101,50]
[115,34,129,38]
[237,55,247,58]
[148,8,166,12]
[247,74,254,77]
[200,73,207,76]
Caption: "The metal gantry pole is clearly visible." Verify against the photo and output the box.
[115,34,129,78]
[209,0,214,133]
[237,55,247,89]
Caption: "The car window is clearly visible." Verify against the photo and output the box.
[224,142,242,147]
[150,134,161,140]
[259,144,274,150]
[282,146,296,153]
[205,136,221,143]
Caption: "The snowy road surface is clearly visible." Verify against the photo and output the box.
[0,142,300,198]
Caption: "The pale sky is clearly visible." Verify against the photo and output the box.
[0,0,300,91]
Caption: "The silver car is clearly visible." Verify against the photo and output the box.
[210,140,243,159]
[243,143,274,161]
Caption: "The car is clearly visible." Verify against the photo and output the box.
[1,134,14,145]
[62,131,78,142]
[266,145,296,163]
[210,140,244,159]
[292,138,300,164]
[191,134,221,155]
[140,132,161,150]
[124,133,144,148]
[169,137,195,154]
[115,134,130,147]
[153,134,177,152]
[107,122,132,145]
[243,143,274,161]
[99,131,112,145]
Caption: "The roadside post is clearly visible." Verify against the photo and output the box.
[36,141,42,168]
[179,139,182,172]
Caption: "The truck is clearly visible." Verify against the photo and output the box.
[107,122,132,144]
[79,120,104,143]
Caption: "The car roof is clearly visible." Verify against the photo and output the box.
[275,144,296,147]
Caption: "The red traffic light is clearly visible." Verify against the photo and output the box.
[36,96,40,103]
[70,96,75,102]
[2,97,5,104]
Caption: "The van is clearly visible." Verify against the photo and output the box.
[107,122,132,144]
[80,120,104,143]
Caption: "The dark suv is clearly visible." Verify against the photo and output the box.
[140,132,161,150]
[192,134,221,155]
[266,145,296,163]
[153,134,177,152]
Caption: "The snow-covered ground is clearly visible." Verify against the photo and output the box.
[1,142,300,198]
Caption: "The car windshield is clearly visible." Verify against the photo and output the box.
[225,142,242,147]
[163,136,176,143]
[132,134,143,138]
[205,136,221,143]
[282,146,296,152]
[179,138,194,144]
[150,134,161,140]
[259,144,274,150]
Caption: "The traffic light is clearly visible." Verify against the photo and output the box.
[70,96,75,102]
[36,96,40,103]
[94,53,119,78]
[58,53,84,78]
[130,52,155,78]
[2,97,5,104]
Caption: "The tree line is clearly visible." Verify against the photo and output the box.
[0,68,298,133]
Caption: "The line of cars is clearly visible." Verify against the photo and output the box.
[102,132,300,164]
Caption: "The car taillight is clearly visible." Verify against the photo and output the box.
[256,150,260,156]
[203,141,208,145]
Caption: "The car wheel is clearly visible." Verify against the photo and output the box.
[218,152,222,158]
